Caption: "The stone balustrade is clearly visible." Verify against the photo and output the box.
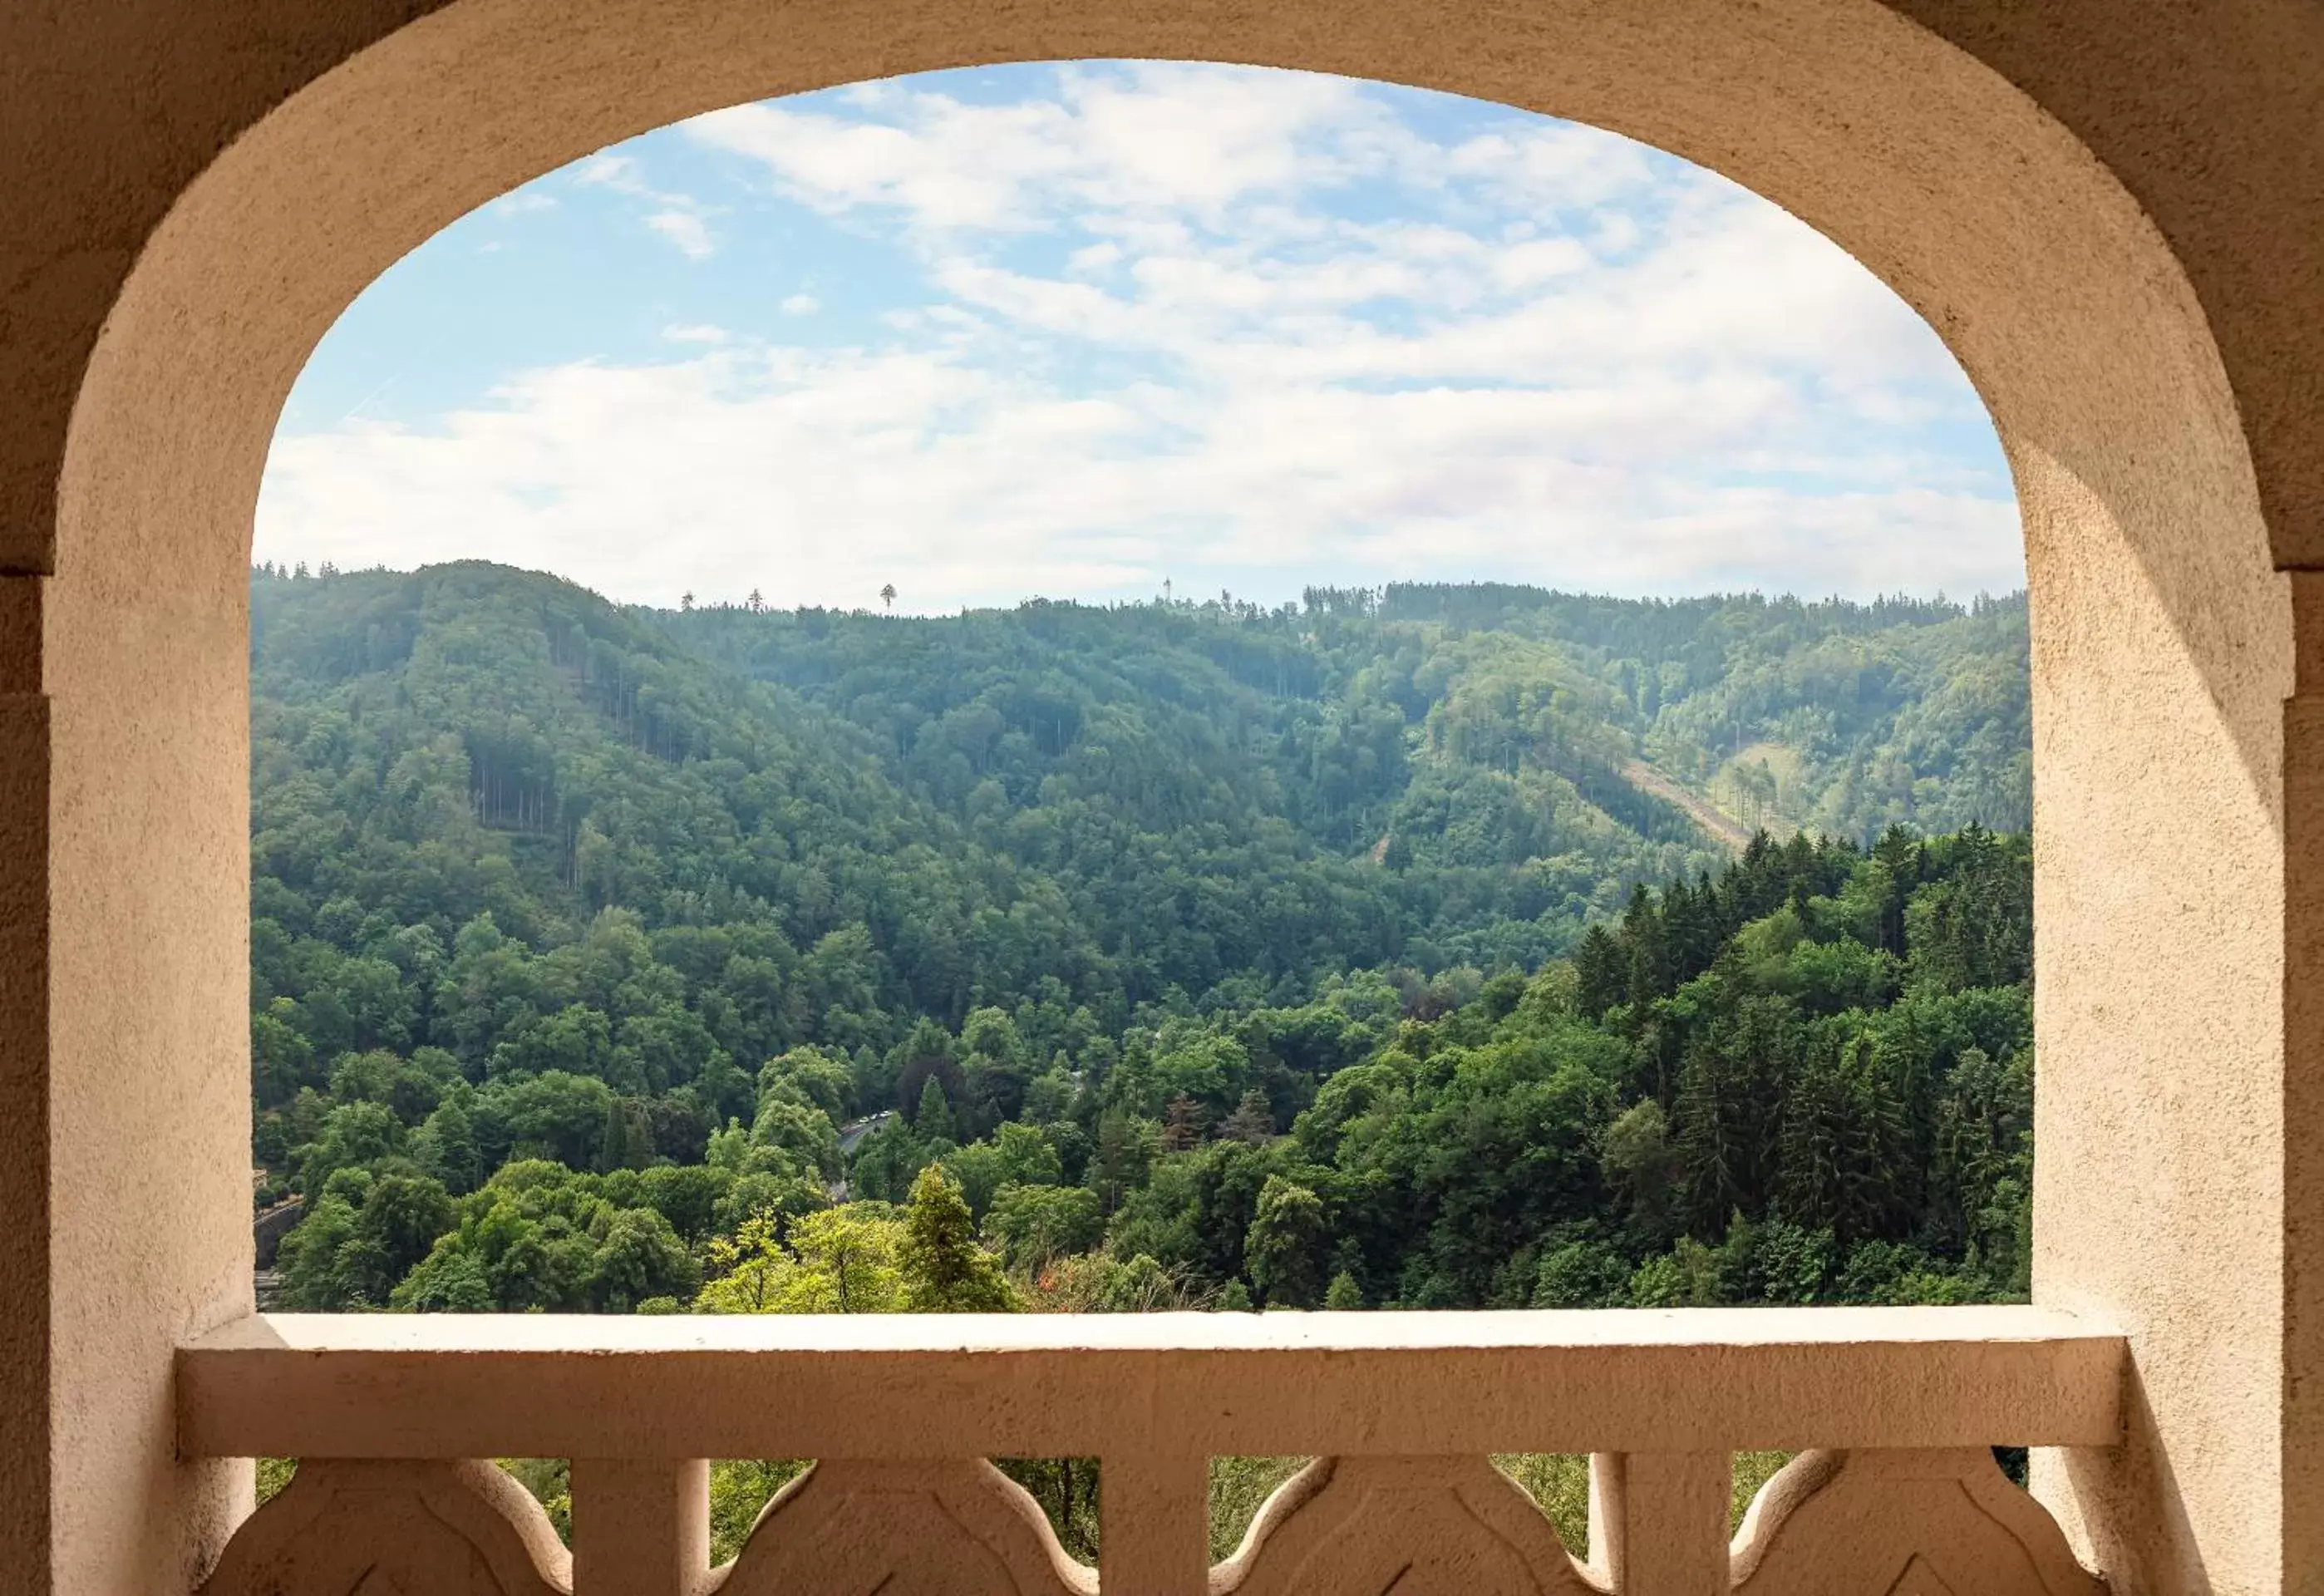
[177,1306,2122,1596]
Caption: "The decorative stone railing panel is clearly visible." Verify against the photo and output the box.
[199,1459,569,1596]
[1730,1449,2106,1596]
[179,1308,2125,1596]
[721,1459,1097,1596]
[1214,1456,1600,1596]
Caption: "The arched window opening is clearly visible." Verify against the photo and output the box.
[246,59,2034,1564]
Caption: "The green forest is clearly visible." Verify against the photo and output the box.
[253,558,2032,1305]
[244,562,2036,1524]
[249,559,2036,1546]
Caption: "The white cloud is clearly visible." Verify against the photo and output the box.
[683,62,1383,234]
[647,209,715,259]
[264,63,2018,608]
[258,317,2016,611]
[575,155,635,187]
[578,152,719,257]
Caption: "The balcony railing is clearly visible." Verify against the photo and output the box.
[178,1305,2121,1596]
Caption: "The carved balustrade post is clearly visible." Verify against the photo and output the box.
[1099,1454,1210,1596]
[1587,1452,1730,1596]
[570,1457,709,1596]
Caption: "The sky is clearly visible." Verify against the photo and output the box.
[258,61,2023,614]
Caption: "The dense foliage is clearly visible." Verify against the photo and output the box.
[252,561,2032,1323]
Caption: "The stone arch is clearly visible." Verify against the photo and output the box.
[18,2,2308,1594]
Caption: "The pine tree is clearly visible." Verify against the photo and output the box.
[597,1096,647,1173]
[1221,1087,1274,1145]
[1622,884,1673,1007]
[1160,1093,1204,1152]
[1324,1270,1364,1309]
[1573,924,1625,1021]
[899,1165,1015,1312]
[914,1076,958,1145]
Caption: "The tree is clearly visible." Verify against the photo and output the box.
[1244,1176,1328,1308]
[900,1165,1016,1311]
[913,1076,958,1146]
[944,1140,1011,1217]
[598,1096,654,1173]
[1221,1088,1275,1145]
[590,1208,700,1310]
[1160,1094,1204,1153]
[348,1174,455,1298]
[276,1190,360,1308]
[787,1206,904,1312]
[761,1047,853,1123]
[697,1206,904,1313]
[694,1211,790,1313]
[1572,925,1625,1021]
[985,1182,1103,1273]
[1323,1269,1364,1309]
[391,1246,495,1311]
[243,563,2034,1319]
[747,588,765,612]
[751,1094,841,1180]
[1091,1111,1160,1213]
[294,1101,404,1195]
[880,584,896,610]
[1531,1238,1626,1308]
[411,1096,483,1194]
[1600,1099,1675,1240]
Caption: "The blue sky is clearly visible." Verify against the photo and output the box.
[258,62,2021,613]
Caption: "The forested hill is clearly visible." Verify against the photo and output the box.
[248,563,2034,1272]
[251,564,2028,1053]
[249,559,2036,1539]
[662,579,2030,867]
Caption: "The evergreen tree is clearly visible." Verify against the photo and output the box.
[1572,925,1625,1021]
[1221,1088,1275,1145]
[914,1076,958,1146]
[900,1165,1016,1312]
[1245,1176,1328,1308]
[1160,1094,1205,1152]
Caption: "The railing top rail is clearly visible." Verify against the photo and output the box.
[187,1303,2111,1354]
[179,1305,2125,1460]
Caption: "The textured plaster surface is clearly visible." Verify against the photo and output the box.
[1731,1448,2103,1596]
[0,0,2317,1591]
[175,1308,2126,1459]
[198,1458,570,1596]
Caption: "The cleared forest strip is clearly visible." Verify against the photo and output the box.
[1620,760,1756,852]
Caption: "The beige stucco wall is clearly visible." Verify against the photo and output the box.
[2,1,2320,1591]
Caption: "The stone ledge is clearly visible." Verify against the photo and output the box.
[178,1306,2124,1460]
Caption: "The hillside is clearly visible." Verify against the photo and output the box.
[664,583,2028,860]
[250,560,2036,1538]
[249,562,2034,1306]
[251,566,2028,1119]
